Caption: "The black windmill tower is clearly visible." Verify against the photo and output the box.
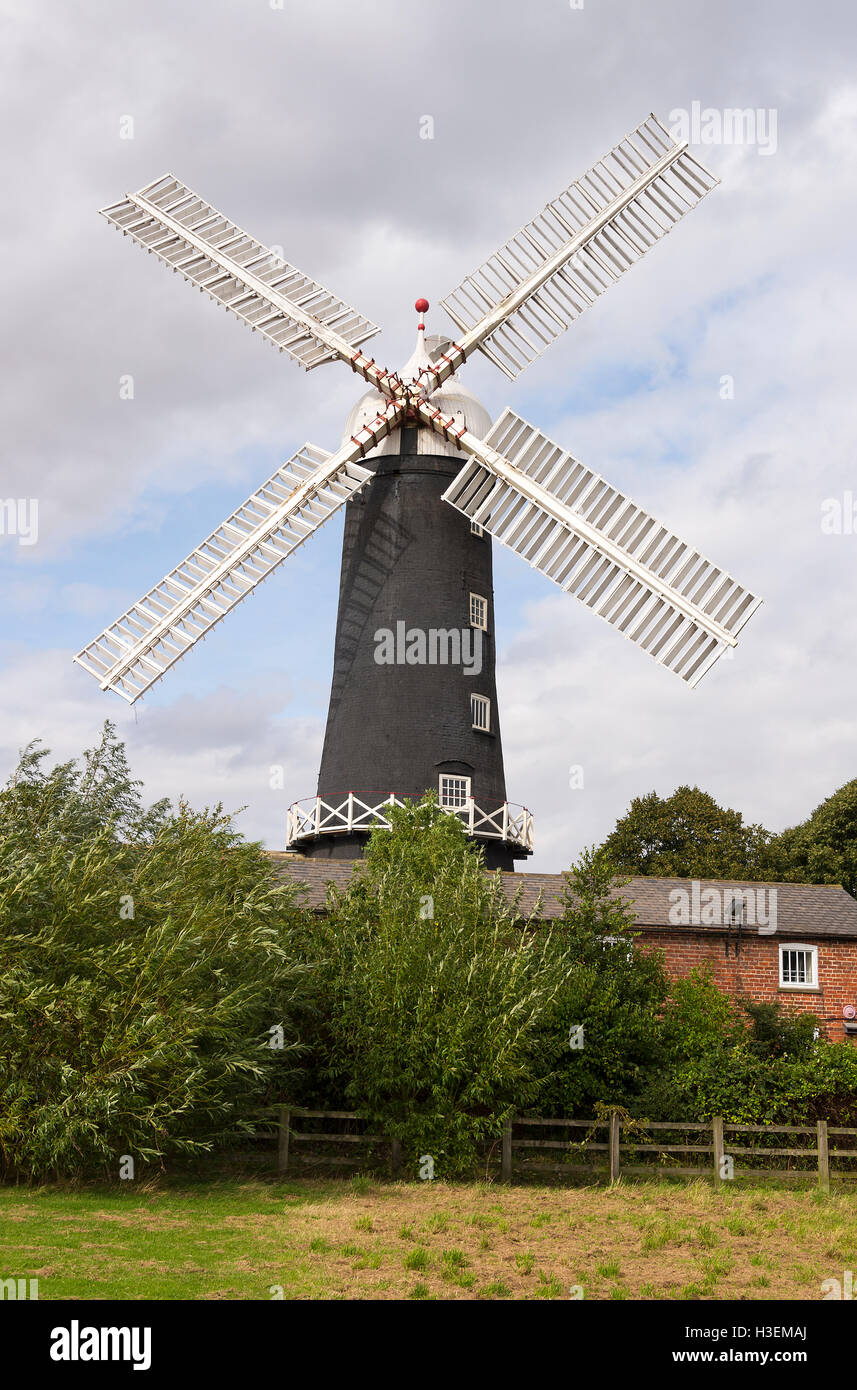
[75,114,761,871]
[311,300,520,868]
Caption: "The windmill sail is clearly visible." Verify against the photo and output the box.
[441,114,717,380]
[440,408,761,687]
[101,175,381,370]
[74,435,388,704]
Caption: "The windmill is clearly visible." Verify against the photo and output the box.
[75,113,761,870]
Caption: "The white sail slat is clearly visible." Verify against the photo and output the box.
[73,412,403,702]
[441,115,717,380]
[440,409,761,686]
[101,175,380,371]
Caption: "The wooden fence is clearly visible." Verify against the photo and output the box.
[263,1107,857,1190]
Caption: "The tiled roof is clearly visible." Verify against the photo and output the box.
[267,853,857,939]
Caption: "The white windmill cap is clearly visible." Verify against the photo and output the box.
[341,299,492,459]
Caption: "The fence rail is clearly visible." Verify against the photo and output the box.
[261,1108,857,1190]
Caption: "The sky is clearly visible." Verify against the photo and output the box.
[1,0,855,871]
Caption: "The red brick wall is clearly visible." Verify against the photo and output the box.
[637,930,857,1042]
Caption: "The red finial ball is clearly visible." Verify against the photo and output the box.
[414,297,429,314]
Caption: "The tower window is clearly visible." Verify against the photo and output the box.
[470,593,488,631]
[470,520,484,537]
[439,775,471,809]
[471,694,491,732]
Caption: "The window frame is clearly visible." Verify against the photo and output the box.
[469,592,488,631]
[438,774,471,809]
[471,693,491,732]
[470,520,484,537]
[778,943,819,991]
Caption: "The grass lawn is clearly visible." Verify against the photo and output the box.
[2,1175,855,1300]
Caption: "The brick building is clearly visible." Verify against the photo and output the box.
[271,854,857,1043]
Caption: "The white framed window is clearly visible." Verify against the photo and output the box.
[779,944,818,990]
[470,593,488,631]
[471,694,491,732]
[470,519,484,537]
[601,934,634,962]
[439,775,471,809]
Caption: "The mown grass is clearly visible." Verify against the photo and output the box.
[1,1176,855,1300]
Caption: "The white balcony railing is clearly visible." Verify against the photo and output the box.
[285,792,534,852]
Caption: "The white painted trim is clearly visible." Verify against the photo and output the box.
[778,943,819,990]
[285,791,533,851]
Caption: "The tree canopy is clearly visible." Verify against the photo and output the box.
[775,779,857,896]
[601,779,857,893]
[601,784,776,879]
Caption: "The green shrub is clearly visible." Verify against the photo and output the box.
[639,967,857,1126]
[742,999,820,1059]
[533,848,669,1116]
[0,724,305,1179]
[293,795,583,1174]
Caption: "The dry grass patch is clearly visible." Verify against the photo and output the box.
[224,1178,856,1300]
[3,1177,855,1300]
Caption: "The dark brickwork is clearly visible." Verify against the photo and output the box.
[304,433,521,870]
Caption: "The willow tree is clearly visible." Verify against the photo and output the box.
[0,723,305,1180]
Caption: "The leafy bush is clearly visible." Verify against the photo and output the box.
[638,967,857,1126]
[533,848,669,1115]
[741,999,820,1059]
[0,724,305,1180]
[293,796,583,1175]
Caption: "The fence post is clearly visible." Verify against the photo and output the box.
[501,1118,513,1183]
[609,1111,621,1183]
[817,1120,830,1193]
[278,1106,291,1177]
[712,1116,724,1190]
[390,1137,402,1179]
